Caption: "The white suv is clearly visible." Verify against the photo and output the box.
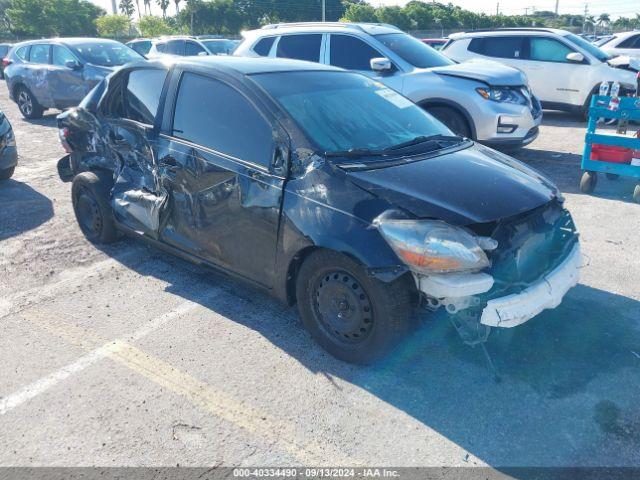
[596,31,640,60]
[444,28,639,118]
[235,22,543,149]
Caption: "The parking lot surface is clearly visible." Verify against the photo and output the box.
[0,87,639,467]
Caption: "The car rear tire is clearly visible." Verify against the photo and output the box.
[16,86,44,120]
[580,171,597,194]
[71,171,118,244]
[0,166,14,180]
[296,250,414,364]
[425,106,472,139]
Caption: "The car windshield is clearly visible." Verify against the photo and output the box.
[202,40,237,55]
[564,33,610,62]
[374,33,454,68]
[594,35,615,47]
[72,41,142,66]
[252,71,454,158]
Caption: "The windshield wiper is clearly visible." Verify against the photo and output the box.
[385,134,464,151]
[324,148,385,158]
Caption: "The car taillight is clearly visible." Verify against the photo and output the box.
[2,57,11,67]
[58,127,72,153]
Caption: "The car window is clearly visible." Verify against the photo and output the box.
[276,34,322,62]
[166,40,185,55]
[30,44,50,64]
[155,43,166,53]
[202,40,235,55]
[529,37,574,63]
[253,36,275,56]
[330,35,381,71]
[185,41,206,56]
[618,35,640,49]
[172,73,274,167]
[124,69,167,125]
[15,45,29,61]
[0,45,8,57]
[73,41,142,66]
[130,41,151,55]
[52,45,76,67]
[468,36,525,59]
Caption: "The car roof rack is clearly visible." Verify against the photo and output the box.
[260,22,398,32]
[465,27,560,33]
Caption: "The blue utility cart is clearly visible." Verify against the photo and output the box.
[581,95,640,203]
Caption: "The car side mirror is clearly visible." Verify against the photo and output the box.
[566,52,584,63]
[65,59,82,70]
[370,57,393,73]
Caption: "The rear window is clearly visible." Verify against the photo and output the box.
[14,45,28,60]
[253,37,275,56]
[468,36,525,59]
[276,34,322,62]
[0,45,9,57]
[129,41,151,55]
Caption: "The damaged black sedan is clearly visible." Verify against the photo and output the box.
[57,57,581,363]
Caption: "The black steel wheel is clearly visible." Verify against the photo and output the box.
[580,171,597,194]
[313,270,374,343]
[71,171,118,244]
[296,250,414,363]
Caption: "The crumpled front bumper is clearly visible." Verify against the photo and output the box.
[480,243,581,328]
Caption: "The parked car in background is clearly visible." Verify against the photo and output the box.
[57,56,580,362]
[444,28,639,118]
[420,38,447,50]
[196,37,240,55]
[235,22,542,150]
[596,31,640,59]
[126,38,152,56]
[4,38,143,119]
[0,43,12,79]
[0,110,17,179]
[136,36,236,58]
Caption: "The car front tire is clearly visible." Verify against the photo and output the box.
[16,86,44,120]
[425,106,472,139]
[71,171,118,244]
[296,250,414,364]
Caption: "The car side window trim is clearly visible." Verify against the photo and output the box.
[164,69,282,176]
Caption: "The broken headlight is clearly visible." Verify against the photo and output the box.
[375,219,494,274]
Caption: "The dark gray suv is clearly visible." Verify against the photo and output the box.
[5,38,143,119]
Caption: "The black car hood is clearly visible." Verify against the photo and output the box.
[344,144,558,226]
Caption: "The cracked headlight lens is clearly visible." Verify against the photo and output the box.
[375,219,491,274]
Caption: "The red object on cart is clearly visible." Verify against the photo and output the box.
[590,144,633,163]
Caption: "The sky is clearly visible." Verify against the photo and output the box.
[91,0,639,20]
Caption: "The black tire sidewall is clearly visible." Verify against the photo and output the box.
[71,171,117,244]
[296,251,411,363]
[425,106,471,139]
[0,166,14,180]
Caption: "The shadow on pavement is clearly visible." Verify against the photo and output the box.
[0,179,53,240]
[105,243,640,467]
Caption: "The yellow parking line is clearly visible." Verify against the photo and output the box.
[22,308,358,465]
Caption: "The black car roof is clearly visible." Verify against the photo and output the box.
[132,55,342,75]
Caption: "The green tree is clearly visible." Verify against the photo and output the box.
[95,13,130,37]
[375,6,411,31]
[8,0,103,36]
[340,3,376,23]
[156,0,169,18]
[119,0,135,17]
[137,14,173,35]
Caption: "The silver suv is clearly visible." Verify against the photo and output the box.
[235,22,542,149]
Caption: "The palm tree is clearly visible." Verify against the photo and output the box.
[157,0,169,18]
[597,13,610,34]
[133,0,141,19]
[143,0,151,14]
[119,0,135,18]
[173,0,180,14]
[584,14,595,34]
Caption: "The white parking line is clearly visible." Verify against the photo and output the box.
[0,299,203,416]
